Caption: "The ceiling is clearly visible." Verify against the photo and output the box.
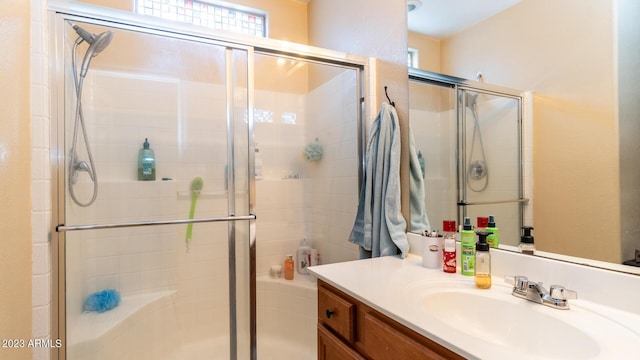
[407,0,521,39]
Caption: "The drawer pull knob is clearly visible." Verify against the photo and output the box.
[325,309,335,319]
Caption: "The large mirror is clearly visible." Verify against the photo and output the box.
[407,0,640,271]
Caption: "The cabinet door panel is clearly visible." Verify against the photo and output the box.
[363,312,449,360]
[318,325,366,360]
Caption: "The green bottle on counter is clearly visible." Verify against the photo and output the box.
[460,217,475,276]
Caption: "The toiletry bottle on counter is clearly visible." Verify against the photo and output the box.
[486,215,499,248]
[460,217,475,276]
[284,255,294,280]
[475,232,492,289]
[297,238,312,275]
[442,220,456,273]
[422,230,442,269]
[476,216,488,232]
[442,220,456,241]
[138,138,156,181]
[520,226,535,255]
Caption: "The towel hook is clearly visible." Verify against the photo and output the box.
[384,86,395,107]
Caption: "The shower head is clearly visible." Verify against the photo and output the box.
[460,91,479,109]
[72,24,114,54]
[72,24,114,77]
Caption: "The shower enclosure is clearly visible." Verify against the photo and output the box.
[408,69,526,245]
[51,5,363,360]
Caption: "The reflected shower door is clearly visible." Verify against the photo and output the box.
[458,89,522,243]
[56,20,251,360]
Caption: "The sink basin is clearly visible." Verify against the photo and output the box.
[404,280,639,359]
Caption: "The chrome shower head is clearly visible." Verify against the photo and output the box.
[463,91,479,109]
[72,24,114,77]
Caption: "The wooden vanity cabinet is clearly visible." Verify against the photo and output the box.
[317,280,465,360]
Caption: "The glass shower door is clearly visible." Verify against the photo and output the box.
[56,19,251,360]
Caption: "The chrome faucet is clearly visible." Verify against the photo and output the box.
[505,275,578,310]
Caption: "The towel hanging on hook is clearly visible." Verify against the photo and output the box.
[384,86,395,107]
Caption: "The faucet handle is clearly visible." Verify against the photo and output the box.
[549,285,578,300]
[504,275,528,290]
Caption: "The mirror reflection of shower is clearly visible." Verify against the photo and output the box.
[464,90,489,192]
[68,23,113,206]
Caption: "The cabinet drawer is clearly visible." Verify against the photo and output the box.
[363,312,451,360]
[318,285,356,342]
[318,325,366,360]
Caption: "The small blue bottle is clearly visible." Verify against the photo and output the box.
[138,138,156,181]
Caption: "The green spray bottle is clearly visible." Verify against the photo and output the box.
[486,215,499,248]
[460,217,475,276]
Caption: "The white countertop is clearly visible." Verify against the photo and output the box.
[308,254,640,359]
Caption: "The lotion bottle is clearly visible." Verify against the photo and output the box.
[460,217,475,276]
[474,232,492,289]
[297,238,312,275]
[284,255,294,280]
[485,215,499,248]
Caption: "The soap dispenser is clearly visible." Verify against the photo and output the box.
[475,232,492,289]
[520,226,535,255]
[138,138,156,181]
[460,217,475,276]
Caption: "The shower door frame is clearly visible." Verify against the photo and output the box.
[49,4,367,360]
[50,12,258,360]
[408,68,528,235]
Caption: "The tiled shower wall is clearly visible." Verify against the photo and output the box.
[31,1,52,359]
[254,69,360,274]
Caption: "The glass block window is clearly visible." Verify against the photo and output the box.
[281,112,297,125]
[408,48,418,68]
[253,109,273,123]
[137,0,266,37]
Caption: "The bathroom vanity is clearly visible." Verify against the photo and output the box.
[309,246,640,359]
[317,279,463,359]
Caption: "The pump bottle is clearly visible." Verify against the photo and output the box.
[475,232,492,289]
[520,226,535,255]
[460,217,475,276]
[138,138,156,181]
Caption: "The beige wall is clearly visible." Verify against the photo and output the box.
[0,1,33,359]
[408,31,441,72]
[439,0,619,262]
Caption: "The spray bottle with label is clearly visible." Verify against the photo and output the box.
[460,217,475,276]
[442,220,457,273]
[486,215,499,248]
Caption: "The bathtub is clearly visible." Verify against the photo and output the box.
[67,275,317,359]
